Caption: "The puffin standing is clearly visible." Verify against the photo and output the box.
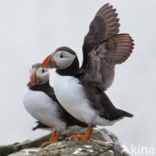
[23,63,87,147]
[41,3,134,140]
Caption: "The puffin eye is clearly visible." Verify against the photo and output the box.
[42,69,45,73]
[60,54,64,58]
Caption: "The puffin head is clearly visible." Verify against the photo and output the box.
[30,63,49,86]
[41,47,79,71]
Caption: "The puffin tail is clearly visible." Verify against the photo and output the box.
[118,109,134,118]
[32,121,50,131]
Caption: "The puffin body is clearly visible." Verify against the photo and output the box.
[23,63,87,147]
[23,85,66,131]
[53,73,94,124]
[41,3,134,139]
[53,72,132,126]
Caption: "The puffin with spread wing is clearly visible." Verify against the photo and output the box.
[41,3,134,140]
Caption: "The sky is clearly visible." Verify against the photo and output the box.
[0,0,156,151]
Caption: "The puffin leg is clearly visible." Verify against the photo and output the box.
[70,127,93,140]
[40,130,59,147]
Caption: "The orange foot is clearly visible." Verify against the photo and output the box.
[40,130,59,147]
[70,127,93,140]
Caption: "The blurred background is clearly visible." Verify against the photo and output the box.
[0,0,155,150]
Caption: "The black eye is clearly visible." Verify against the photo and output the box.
[60,54,64,58]
[42,69,45,73]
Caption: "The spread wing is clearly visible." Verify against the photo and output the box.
[82,3,120,68]
[80,3,134,90]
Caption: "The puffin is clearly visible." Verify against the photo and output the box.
[41,3,134,140]
[23,63,87,147]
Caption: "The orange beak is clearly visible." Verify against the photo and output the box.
[41,53,56,68]
[41,54,52,68]
[30,69,36,86]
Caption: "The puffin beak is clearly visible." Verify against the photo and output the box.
[41,53,56,69]
[30,69,37,86]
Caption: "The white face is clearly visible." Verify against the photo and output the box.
[53,51,76,69]
[29,66,49,85]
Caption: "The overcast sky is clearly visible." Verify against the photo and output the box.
[0,0,155,150]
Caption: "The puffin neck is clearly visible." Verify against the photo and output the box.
[28,81,50,91]
[56,57,79,77]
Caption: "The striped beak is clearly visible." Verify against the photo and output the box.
[30,69,37,86]
[41,53,56,69]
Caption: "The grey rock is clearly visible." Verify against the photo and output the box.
[7,127,129,156]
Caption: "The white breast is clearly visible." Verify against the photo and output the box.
[52,72,117,126]
[23,87,66,131]
[52,72,96,124]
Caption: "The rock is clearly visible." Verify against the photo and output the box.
[9,148,40,156]
[5,127,129,156]
[0,135,51,156]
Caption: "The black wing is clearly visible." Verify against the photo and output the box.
[83,84,133,121]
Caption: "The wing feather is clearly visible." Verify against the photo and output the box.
[82,3,120,69]
[80,34,134,90]
[80,3,134,90]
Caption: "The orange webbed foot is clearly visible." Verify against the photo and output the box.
[40,130,59,148]
[70,134,90,139]
[70,127,93,140]
[40,140,56,148]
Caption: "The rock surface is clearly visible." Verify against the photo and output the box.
[1,127,129,156]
